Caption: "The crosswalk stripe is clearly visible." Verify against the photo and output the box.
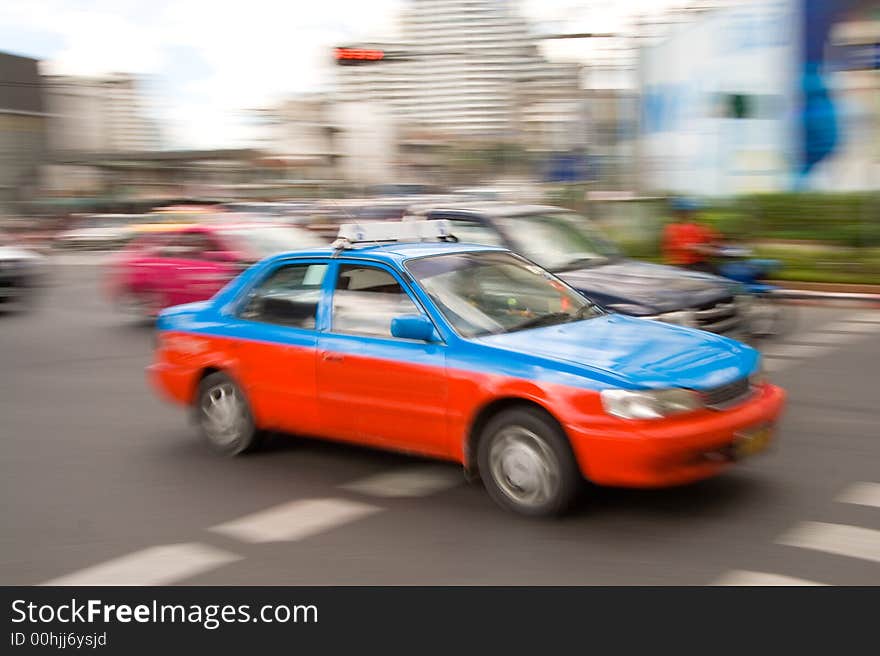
[341,465,463,498]
[837,482,880,509]
[41,543,241,586]
[760,344,834,359]
[776,521,880,564]
[712,570,826,586]
[211,498,381,544]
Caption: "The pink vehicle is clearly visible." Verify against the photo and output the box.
[106,223,324,319]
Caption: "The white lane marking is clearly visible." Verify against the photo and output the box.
[838,312,880,324]
[776,521,880,564]
[211,498,380,544]
[41,543,241,586]
[837,482,880,509]
[760,344,834,359]
[820,321,880,334]
[786,331,866,345]
[341,465,463,498]
[713,570,826,586]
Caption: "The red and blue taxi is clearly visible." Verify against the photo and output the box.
[148,221,786,516]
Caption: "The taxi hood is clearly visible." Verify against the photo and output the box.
[474,313,758,391]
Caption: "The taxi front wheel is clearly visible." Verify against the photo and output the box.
[196,372,263,456]
[478,408,580,517]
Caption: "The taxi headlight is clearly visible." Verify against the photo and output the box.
[601,388,703,420]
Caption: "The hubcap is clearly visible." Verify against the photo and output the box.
[201,383,247,447]
[488,426,559,509]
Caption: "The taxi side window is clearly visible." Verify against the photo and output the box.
[332,265,421,338]
[239,263,328,329]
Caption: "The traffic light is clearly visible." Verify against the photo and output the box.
[334,46,413,66]
[334,48,385,65]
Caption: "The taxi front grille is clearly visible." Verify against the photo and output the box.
[701,377,752,409]
[693,298,741,334]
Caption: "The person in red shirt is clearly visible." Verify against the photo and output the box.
[662,198,720,274]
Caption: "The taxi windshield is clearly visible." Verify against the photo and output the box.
[406,251,601,337]
[498,212,621,272]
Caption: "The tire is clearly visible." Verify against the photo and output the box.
[477,407,581,517]
[196,372,263,456]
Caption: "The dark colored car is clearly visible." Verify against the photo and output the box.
[407,202,745,336]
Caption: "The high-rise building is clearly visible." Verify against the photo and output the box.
[0,51,48,204]
[251,94,338,165]
[43,73,161,154]
[334,0,583,142]
[250,94,398,185]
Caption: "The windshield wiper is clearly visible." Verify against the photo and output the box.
[508,306,593,332]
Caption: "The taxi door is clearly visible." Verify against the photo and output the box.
[315,261,449,458]
[233,260,329,435]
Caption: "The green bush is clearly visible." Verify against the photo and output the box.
[753,245,880,285]
[611,192,880,284]
[726,192,880,246]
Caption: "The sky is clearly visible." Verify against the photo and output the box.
[0,0,680,150]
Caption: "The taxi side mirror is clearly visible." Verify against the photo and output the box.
[391,314,436,342]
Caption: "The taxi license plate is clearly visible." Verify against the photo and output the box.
[733,424,774,459]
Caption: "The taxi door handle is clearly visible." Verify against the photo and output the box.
[321,351,344,363]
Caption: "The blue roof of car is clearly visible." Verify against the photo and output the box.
[260,241,507,267]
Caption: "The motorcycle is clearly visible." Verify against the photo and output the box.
[714,245,796,339]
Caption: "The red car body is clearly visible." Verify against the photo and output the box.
[106,223,323,314]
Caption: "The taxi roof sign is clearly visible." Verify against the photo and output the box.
[333,219,454,249]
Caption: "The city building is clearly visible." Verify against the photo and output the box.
[0,51,49,205]
[333,0,584,144]
[514,63,589,152]
[254,2,595,184]
[250,94,339,178]
[43,73,161,154]
[330,101,397,185]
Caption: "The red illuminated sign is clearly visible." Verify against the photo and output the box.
[334,47,385,64]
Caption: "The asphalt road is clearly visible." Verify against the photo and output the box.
[2,259,879,586]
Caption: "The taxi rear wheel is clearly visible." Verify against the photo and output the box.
[478,407,580,517]
[196,372,262,456]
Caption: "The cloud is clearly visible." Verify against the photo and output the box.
[2,0,405,148]
[1,0,675,149]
